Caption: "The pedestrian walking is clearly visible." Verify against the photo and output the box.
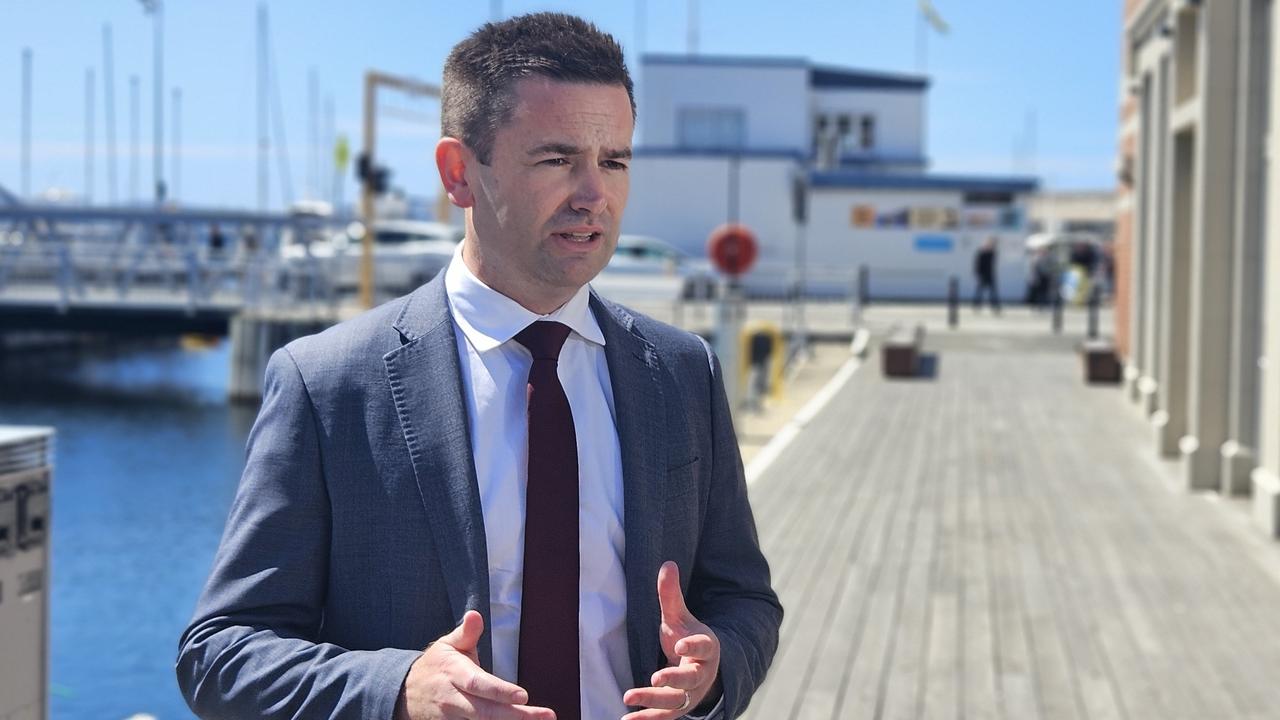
[973,236,1000,313]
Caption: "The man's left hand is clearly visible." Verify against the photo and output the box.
[621,561,721,719]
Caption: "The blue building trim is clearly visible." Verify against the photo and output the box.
[643,53,810,70]
[836,154,930,169]
[642,54,929,91]
[810,171,1039,194]
[810,66,928,91]
[635,146,807,161]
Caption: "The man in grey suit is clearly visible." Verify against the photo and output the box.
[177,13,780,720]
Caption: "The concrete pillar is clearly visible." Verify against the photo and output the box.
[1253,0,1280,536]
[1222,0,1271,496]
[1141,57,1171,418]
[1180,0,1240,491]
[1128,72,1152,405]
[1154,125,1193,458]
[228,311,333,403]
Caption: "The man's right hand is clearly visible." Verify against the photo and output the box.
[395,610,556,720]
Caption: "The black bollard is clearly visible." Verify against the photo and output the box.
[858,264,870,306]
[948,276,959,328]
[1087,285,1100,339]
[1052,279,1064,335]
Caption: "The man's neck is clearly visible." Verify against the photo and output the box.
[460,241,575,315]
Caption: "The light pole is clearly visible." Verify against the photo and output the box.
[21,48,32,198]
[139,0,165,204]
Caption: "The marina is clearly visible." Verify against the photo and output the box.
[10,1,1280,719]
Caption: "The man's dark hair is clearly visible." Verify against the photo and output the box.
[441,12,636,164]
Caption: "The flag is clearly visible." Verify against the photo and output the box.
[918,0,950,34]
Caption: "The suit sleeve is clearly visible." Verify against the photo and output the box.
[175,347,420,720]
[687,340,784,719]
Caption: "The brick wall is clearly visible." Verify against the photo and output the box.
[1114,0,1142,361]
[1114,192,1133,360]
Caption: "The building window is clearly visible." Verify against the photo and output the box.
[813,115,829,157]
[677,107,746,150]
[859,116,875,150]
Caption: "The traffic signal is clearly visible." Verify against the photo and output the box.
[355,153,392,195]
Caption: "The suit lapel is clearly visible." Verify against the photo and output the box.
[385,277,494,670]
[592,292,668,688]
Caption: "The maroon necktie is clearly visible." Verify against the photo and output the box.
[515,321,580,720]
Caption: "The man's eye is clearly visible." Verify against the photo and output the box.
[540,157,570,166]
[602,161,629,171]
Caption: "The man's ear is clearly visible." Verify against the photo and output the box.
[436,137,475,208]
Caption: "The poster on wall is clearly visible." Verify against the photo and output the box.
[913,235,955,253]
[851,201,1026,233]
[851,205,877,228]
[961,208,999,229]
[876,207,910,228]
[909,207,945,229]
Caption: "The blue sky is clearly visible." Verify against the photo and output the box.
[0,0,1120,210]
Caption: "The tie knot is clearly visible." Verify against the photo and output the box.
[515,321,572,361]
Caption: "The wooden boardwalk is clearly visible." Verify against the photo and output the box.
[742,327,1280,720]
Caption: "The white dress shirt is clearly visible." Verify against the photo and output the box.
[444,243,631,719]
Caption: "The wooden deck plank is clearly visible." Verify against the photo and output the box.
[1045,384,1269,719]
[739,329,1280,720]
[1020,357,1246,719]
[777,382,928,720]
[974,403,1040,720]
[956,413,1000,720]
[1001,359,1126,720]
[876,474,940,720]
[788,459,902,720]
[831,384,935,720]
[745,382,912,719]
[920,403,962,720]
[1021,361,1190,720]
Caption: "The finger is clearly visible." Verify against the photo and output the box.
[622,710,681,720]
[656,561,691,626]
[673,633,717,660]
[651,664,701,690]
[467,697,558,720]
[450,660,531,705]
[439,610,485,654]
[623,685,688,711]
[622,706,686,720]
[442,688,556,720]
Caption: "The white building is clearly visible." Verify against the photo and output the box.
[624,54,1039,300]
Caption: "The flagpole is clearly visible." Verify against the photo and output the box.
[916,8,927,73]
[916,1,949,74]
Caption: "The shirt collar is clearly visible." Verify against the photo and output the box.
[444,241,606,353]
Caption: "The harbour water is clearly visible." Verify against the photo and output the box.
[0,340,257,720]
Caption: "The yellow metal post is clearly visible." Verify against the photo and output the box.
[359,71,377,309]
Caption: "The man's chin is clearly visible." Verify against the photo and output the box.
[541,256,608,288]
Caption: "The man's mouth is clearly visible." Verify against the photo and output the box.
[555,232,600,243]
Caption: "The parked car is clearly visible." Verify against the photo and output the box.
[281,220,464,296]
[597,234,718,300]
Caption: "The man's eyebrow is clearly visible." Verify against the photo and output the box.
[527,143,633,160]
[528,143,580,156]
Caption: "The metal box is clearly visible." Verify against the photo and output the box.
[0,426,53,720]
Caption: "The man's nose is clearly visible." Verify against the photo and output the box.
[569,164,608,215]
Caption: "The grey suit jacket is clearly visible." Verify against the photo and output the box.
[176,274,781,719]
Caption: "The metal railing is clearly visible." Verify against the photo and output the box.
[0,204,347,316]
